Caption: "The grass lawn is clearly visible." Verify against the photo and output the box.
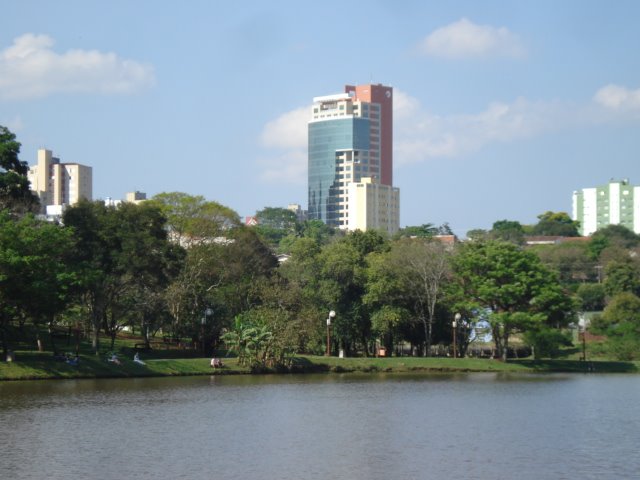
[1,351,638,381]
[1,327,638,381]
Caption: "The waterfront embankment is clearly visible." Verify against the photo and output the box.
[1,352,637,381]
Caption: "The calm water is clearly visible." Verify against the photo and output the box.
[1,373,639,480]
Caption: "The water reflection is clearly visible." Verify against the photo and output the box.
[1,373,639,480]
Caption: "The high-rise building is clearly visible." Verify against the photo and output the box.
[308,83,399,232]
[572,179,640,236]
[28,149,93,214]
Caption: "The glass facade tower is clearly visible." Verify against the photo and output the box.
[308,84,399,231]
[308,117,370,225]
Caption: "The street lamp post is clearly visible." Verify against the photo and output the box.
[326,310,336,356]
[202,308,213,356]
[453,313,461,358]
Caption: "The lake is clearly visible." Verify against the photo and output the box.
[1,373,639,479]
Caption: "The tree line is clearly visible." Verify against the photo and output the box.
[2,126,640,364]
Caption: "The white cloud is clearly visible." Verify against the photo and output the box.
[395,93,582,164]
[419,18,525,59]
[594,84,640,111]
[258,106,309,184]
[0,33,155,101]
[260,106,308,149]
[258,83,640,182]
[258,149,307,185]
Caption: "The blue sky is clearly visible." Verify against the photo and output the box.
[2,0,640,236]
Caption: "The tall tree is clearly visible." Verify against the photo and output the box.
[365,238,451,356]
[603,260,640,298]
[490,220,525,244]
[532,242,596,284]
[590,292,640,360]
[0,213,75,358]
[589,224,640,259]
[149,192,241,247]
[530,211,580,237]
[575,283,606,311]
[0,126,38,214]
[452,240,574,360]
[63,200,180,353]
[254,207,299,251]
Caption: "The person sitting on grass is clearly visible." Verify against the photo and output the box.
[108,353,121,365]
[210,357,224,368]
[133,352,146,365]
[66,355,79,366]
[53,351,67,362]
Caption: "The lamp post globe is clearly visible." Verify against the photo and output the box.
[326,310,336,356]
[453,313,461,358]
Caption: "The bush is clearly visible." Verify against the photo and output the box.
[524,328,572,359]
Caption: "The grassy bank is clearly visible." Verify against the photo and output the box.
[1,351,638,381]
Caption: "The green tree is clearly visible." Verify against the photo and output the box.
[0,126,38,214]
[316,240,365,355]
[370,305,410,355]
[220,314,274,368]
[466,229,489,241]
[165,220,276,352]
[365,238,451,356]
[576,283,606,311]
[0,213,75,359]
[107,202,183,349]
[395,223,438,239]
[63,200,180,353]
[591,292,640,360]
[299,219,337,245]
[149,192,241,247]
[490,220,524,244]
[530,211,580,237]
[523,328,572,359]
[253,207,299,251]
[452,240,574,360]
[603,260,640,298]
[532,242,596,285]
[588,224,640,259]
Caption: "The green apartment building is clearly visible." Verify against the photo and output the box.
[572,179,640,236]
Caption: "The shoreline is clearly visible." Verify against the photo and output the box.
[1,354,638,381]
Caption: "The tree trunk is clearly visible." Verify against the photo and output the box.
[492,323,503,360]
[421,316,429,356]
[1,318,8,361]
[502,331,509,362]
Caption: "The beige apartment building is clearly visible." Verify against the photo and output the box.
[347,177,400,235]
[28,149,92,213]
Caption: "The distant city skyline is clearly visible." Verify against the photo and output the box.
[3,1,640,237]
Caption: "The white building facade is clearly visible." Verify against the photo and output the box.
[572,179,640,236]
[347,177,400,235]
